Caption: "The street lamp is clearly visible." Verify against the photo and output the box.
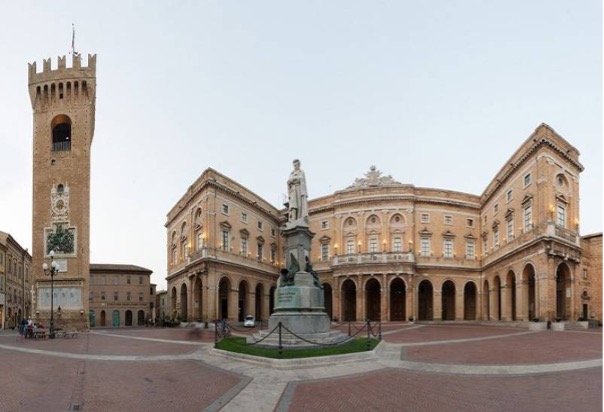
[42,250,59,339]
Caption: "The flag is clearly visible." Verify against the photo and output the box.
[71,24,75,54]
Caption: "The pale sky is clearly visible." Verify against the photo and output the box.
[0,1,601,291]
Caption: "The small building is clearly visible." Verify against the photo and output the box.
[155,290,168,324]
[0,231,32,329]
[89,264,154,327]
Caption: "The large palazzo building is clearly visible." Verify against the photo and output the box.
[165,124,602,325]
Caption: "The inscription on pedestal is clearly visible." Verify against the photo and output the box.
[278,291,296,305]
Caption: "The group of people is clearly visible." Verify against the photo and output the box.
[18,318,45,339]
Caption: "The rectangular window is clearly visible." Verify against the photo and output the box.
[583,269,588,280]
[444,215,453,225]
[182,241,188,259]
[466,218,474,228]
[482,237,488,254]
[369,238,378,253]
[346,240,355,255]
[493,228,500,247]
[506,218,514,240]
[494,204,499,214]
[524,173,532,187]
[221,204,229,215]
[556,204,566,227]
[196,232,203,250]
[420,237,430,256]
[321,220,329,230]
[270,248,276,263]
[222,230,230,251]
[420,213,430,223]
[114,292,119,301]
[321,244,329,261]
[443,238,453,258]
[127,292,131,301]
[271,228,276,237]
[466,241,475,260]
[257,244,263,261]
[241,212,248,223]
[393,237,402,253]
[257,221,263,230]
[139,276,143,285]
[127,276,131,284]
[241,238,248,255]
[101,291,105,300]
[139,293,144,302]
[523,205,532,232]
[506,190,513,202]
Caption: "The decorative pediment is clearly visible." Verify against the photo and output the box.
[504,208,514,218]
[491,220,500,229]
[239,228,249,237]
[442,230,455,238]
[367,229,380,235]
[521,194,533,205]
[481,231,489,239]
[344,231,357,237]
[464,233,476,240]
[391,228,404,234]
[256,236,265,244]
[219,221,232,230]
[319,235,331,244]
[347,166,403,188]
[556,194,569,204]
[419,227,432,236]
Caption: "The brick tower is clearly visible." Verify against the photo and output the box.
[28,54,97,331]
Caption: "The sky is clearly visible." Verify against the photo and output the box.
[0,1,601,291]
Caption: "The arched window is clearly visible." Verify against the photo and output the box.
[51,114,72,152]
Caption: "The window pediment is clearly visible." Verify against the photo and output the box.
[492,220,500,229]
[521,194,533,205]
[319,235,331,244]
[419,227,432,236]
[442,230,455,238]
[256,236,265,244]
[239,228,249,238]
[505,208,514,219]
[219,221,232,230]
[556,194,569,204]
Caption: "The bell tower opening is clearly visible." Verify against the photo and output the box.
[51,114,72,152]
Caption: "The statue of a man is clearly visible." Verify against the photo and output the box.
[287,159,308,223]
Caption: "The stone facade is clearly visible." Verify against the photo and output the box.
[29,54,97,331]
[0,232,32,329]
[166,124,601,325]
[89,264,154,327]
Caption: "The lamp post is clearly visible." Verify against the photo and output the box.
[42,250,59,339]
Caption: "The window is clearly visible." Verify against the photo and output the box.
[270,248,277,263]
[493,204,499,214]
[393,237,402,252]
[182,241,188,260]
[346,240,355,255]
[222,230,230,251]
[506,190,513,202]
[466,218,474,228]
[241,212,248,223]
[556,204,566,227]
[443,238,453,258]
[466,241,475,260]
[257,243,263,261]
[420,237,430,256]
[113,276,118,285]
[321,244,329,261]
[172,247,177,264]
[444,215,452,225]
[114,292,119,301]
[321,220,329,230]
[196,232,204,250]
[524,173,532,187]
[127,276,131,284]
[369,238,378,253]
[420,213,430,223]
[221,204,230,215]
[257,221,263,230]
[506,217,514,241]
[271,228,276,237]
[139,292,144,302]
[583,269,588,280]
[523,205,532,232]
[493,227,500,247]
[101,291,105,301]
[139,276,143,285]
[482,237,488,254]
[127,292,131,301]
[241,238,248,256]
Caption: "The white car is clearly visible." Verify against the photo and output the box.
[243,315,255,327]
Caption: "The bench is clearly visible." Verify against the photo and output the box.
[56,330,79,338]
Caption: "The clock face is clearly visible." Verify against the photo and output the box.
[55,199,64,210]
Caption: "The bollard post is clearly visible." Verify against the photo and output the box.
[348,320,351,337]
[366,319,371,351]
[278,322,283,357]
[214,319,218,347]
[378,321,382,341]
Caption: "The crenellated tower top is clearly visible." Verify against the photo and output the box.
[28,54,96,111]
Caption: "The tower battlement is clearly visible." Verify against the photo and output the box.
[28,54,96,85]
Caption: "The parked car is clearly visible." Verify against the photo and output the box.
[243,315,255,327]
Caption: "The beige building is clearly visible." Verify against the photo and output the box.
[155,290,168,324]
[166,124,601,325]
[0,232,32,329]
[28,54,97,331]
[89,264,154,327]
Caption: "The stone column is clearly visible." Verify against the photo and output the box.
[433,290,442,321]
[381,276,388,322]
[356,275,364,321]
[455,289,464,320]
